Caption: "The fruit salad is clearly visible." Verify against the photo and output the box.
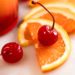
[1,0,75,75]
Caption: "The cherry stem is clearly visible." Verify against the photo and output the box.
[32,1,55,30]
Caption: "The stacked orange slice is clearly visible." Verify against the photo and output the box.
[18,19,71,72]
[18,1,72,72]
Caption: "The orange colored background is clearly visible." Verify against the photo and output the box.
[30,0,75,5]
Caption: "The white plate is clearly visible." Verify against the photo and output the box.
[0,3,75,75]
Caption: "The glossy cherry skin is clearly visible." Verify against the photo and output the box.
[1,42,23,63]
[38,25,58,46]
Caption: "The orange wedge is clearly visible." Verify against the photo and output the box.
[24,3,75,34]
[18,19,71,72]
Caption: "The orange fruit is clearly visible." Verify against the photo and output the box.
[18,19,71,72]
[24,3,75,34]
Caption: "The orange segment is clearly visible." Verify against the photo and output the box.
[27,22,41,43]
[18,21,41,47]
[40,13,75,33]
[22,19,71,72]
[36,34,65,67]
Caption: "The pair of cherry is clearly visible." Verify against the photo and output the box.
[1,1,58,64]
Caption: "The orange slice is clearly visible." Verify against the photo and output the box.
[18,22,32,47]
[24,3,75,34]
[18,19,71,72]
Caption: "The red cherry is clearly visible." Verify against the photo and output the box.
[1,42,23,63]
[32,1,58,46]
[38,25,58,46]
